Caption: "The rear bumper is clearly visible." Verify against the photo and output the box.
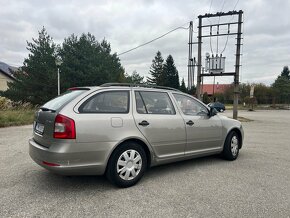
[29,138,112,175]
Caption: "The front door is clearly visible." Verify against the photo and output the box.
[171,93,223,155]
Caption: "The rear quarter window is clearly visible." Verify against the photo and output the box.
[41,90,87,111]
[79,91,130,113]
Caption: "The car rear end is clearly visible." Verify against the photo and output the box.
[29,87,104,175]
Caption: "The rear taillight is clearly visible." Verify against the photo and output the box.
[54,114,76,139]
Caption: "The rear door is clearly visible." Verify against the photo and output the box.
[74,89,134,144]
[171,93,223,154]
[133,91,186,159]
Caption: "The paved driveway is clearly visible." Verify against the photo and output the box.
[0,110,289,217]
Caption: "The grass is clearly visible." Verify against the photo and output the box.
[224,104,288,110]
[0,109,35,128]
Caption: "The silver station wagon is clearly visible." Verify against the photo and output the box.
[29,83,244,187]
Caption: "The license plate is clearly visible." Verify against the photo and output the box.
[35,122,44,134]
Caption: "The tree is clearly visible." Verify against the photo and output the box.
[253,83,274,104]
[59,34,124,90]
[187,85,196,96]
[272,66,290,104]
[147,51,164,85]
[281,66,290,80]
[117,71,127,83]
[202,92,210,104]
[125,70,144,84]
[1,27,58,105]
[222,84,234,104]
[179,78,187,93]
[162,55,179,89]
[239,83,251,103]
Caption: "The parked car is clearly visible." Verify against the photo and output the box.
[208,102,226,112]
[29,83,244,187]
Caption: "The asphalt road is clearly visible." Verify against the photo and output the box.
[0,110,290,217]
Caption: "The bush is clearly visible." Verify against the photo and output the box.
[0,110,35,127]
[0,97,35,110]
[0,97,13,110]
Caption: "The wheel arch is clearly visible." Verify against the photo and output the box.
[106,137,153,172]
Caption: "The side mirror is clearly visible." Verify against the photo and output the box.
[209,107,217,117]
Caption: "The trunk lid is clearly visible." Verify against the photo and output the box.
[33,109,57,148]
[33,89,89,147]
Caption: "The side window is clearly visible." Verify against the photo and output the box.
[135,91,175,115]
[79,91,129,113]
[173,93,208,116]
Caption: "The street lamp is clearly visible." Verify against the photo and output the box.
[55,56,63,96]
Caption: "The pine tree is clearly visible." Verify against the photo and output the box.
[1,27,58,105]
[281,66,290,80]
[147,51,164,85]
[59,34,124,90]
[126,70,144,84]
[163,55,179,89]
[272,66,290,103]
[179,78,187,92]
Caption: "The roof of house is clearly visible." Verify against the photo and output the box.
[0,61,17,80]
[201,84,232,95]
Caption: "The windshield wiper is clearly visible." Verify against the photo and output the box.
[40,107,56,113]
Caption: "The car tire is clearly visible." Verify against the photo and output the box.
[222,131,240,161]
[106,142,147,188]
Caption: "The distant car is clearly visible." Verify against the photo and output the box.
[29,84,243,188]
[208,102,226,112]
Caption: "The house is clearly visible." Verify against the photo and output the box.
[201,83,231,96]
[0,61,17,91]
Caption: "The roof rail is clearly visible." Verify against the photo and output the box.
[100,83,181,92]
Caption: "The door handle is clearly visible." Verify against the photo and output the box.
[138,120,149,126]
[186,120,194,126]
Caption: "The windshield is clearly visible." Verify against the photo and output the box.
[41,90,87,111]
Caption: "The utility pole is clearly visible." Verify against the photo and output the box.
[57,68,60,95]
[213,76,216,97]
[233,11,243,119]
[201,67,204,98]
[188,21,193,89]
[196,16,202,99]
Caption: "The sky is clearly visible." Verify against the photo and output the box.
[0,0,289,86]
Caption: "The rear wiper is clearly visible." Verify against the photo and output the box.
[40,107,56,113]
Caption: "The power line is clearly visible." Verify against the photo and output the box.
[208,0,214,54]
[217,0,227,54]
[117,22,190,57]
[209,0,213,12]
[208,0,227,54]
[220,0,241,54]
[207,0,240,55]
[233,0,240,11]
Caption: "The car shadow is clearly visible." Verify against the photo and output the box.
[29,154,241,191]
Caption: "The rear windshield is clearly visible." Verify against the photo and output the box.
[41,90,87,111]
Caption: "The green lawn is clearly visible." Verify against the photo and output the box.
[0,110,35,128]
